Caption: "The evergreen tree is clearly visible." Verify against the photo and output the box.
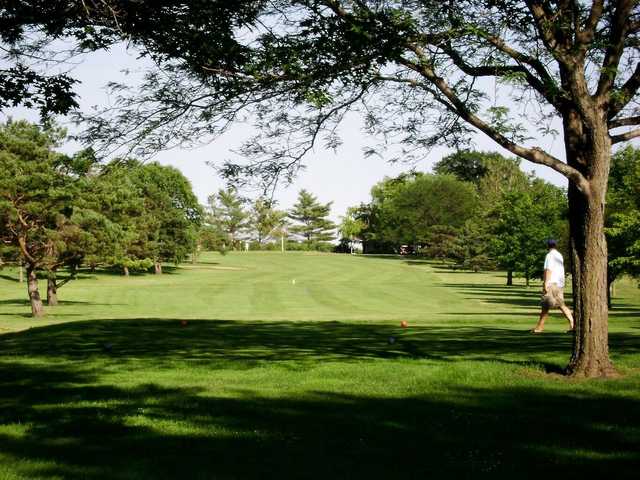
[207,188,250,250]
[0,120,71,315]
[251,198,287,246]
[288,190,336,246]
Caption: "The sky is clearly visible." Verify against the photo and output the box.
[2,43,574,222]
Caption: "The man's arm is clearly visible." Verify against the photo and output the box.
[542,269,550,293]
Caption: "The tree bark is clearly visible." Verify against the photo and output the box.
[564,117,616,378]
[155,262,162,274]
[47,271,58,306]
[506,270,513,286]
[26,266,44,317]
[18,263,24,283]
[123,265,130,276]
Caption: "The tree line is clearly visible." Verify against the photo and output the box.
[339,149,640,297]
[0,120,202,316]
[199,189,336,253]
[0,121,341,316]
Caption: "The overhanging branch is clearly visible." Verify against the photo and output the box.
[611,127,640,143]
[609,115,640,128]
[399,45,591,195]
[609,62,640,119]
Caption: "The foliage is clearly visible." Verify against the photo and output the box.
[250,198,287,245]
[128,161,202,265]
[606,146,640,285]
[433,150,497,184]
[489,180,567,285]
[206,187,250,250]
[288,190,336,245]
[355,173,476,252]
[0,120,73,271]
[3,1,630,199]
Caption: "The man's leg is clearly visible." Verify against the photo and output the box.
[533,307,549,332]
[559,304,575,330]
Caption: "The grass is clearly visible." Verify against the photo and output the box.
[0,252,639,479]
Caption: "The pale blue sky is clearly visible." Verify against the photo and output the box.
[3,43,574,221]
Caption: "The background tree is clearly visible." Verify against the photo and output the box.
[207,188,250,251]
[490,180,568,287]
[78,161,151,276]
[355,173,476,253]
[476,154,532,284]
[387,174,477,247]
[288,190,336,246]
[0,120,70,316]
[127,162,202,273]
[451,221,495,273]
[251,198,287,246]
[606,146,640,306]
[339,209,366,254]
[433,150,503,184]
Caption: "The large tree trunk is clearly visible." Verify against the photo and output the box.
[123,265,130,276]
[154,262,162,274]
[564,116,616,378]
[47,271,58,306]
[26,266,44,317]
[506,270,513,286]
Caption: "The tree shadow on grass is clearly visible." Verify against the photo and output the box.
[0,272,21,283]
[1,319,639,367]
[0,360,638,479]
[0,298,30,306]
[441,283,546,309]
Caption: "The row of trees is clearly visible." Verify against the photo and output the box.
[0,120,202,316]
[340,149,640,293]
[200,189,336,252]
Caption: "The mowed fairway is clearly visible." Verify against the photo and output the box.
[0,252,639,479]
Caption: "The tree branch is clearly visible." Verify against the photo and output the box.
[398,46,591,195]
[609,115,640,128]
[17,236,36,265]
[444,44,543,99]
[525,0,569,62]
[577,0,605,44]
[608,62,640,119]
[611,127,640,143]
[595,0,635,98]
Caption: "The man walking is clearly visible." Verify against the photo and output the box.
[532,239,575,333]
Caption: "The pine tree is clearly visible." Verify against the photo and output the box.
[288,190,336,246]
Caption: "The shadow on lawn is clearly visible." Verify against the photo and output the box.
[0,320,562,364]
[0,358,638,479]
[1,319,639,368]
[442,283,547,309]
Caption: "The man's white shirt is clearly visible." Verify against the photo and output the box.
[544,249,565,288]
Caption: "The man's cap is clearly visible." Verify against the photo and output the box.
[546,238,557,248]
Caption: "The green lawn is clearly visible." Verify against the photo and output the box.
[0,252,639,479]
